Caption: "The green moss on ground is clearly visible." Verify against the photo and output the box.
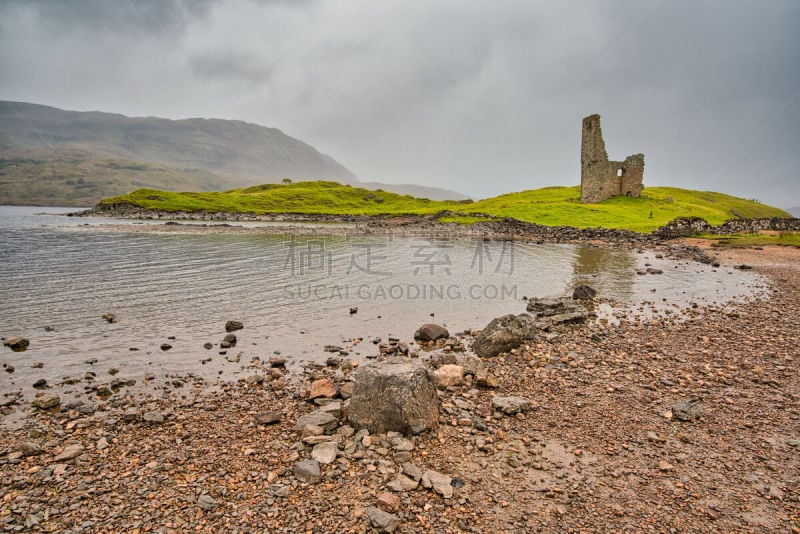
[699,232,800,248]
[99,181,791,233]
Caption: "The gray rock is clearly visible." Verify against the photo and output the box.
[255,411,282,425]
[413,323,449,342]
[434,364,464,388]
[366,506,400,532]
[18,442,43,456]
[311,441,338,464]
[348,361,439,436]
[123,408,141,423]
[294,410,338,432]
[143,411,165,424]
[53,443,84,462]
[197,494,220,511]
[572,284,597,300]
[293,459,321,484]
[422,470,454,498]
[403,462,423,481]
[225,320,244,332]
[387,474,419,492]
[672,399,704,421]
[472,314,536,357]
[492,395,532,415]
[526,298,589,325]
[25,513,43,529]
[31,394,60,410]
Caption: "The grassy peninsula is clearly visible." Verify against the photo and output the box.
[99,181,791,233]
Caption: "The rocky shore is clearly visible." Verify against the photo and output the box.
[1,243,799,532]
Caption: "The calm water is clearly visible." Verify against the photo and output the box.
[0,206,766,393]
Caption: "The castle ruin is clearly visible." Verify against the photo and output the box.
[580,114,644,203]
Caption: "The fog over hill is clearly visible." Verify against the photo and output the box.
[0,101,468,205]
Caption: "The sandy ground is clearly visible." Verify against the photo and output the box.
[1,241,799,533]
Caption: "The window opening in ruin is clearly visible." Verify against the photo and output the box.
[617,168,624,177]
[626,191,632,197]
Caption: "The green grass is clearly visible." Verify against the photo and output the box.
[99,181,792,233]
[699,232,800,248]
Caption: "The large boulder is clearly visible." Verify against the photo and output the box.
[572,285,597,300]
[413,324,449,342]
[472,314,536,357]
[348,361,438,435]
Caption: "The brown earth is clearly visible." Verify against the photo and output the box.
[1,242,798,532]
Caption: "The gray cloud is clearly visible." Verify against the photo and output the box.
[0,0,798,207]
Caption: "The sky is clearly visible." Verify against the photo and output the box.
[0,0,798,208]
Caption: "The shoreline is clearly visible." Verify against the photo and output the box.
[1,242,798,531]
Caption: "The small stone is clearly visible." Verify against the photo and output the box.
[293,459,321,484]
[197,494,220,511]
[376,492,401,513]
[658,460,675,472]
[122,408,141,423]
[32,378,47,388]
[255,411,282,425]
[160,343,172,351]
[18,442,43,456]
[434,364,464,388]
[203,342,213,349]
[143,411,165,424]
[3,337,29,352]
[309,378,336,399]
[403,462,423,481]
[387,474,419,492]
[349,307,358,314]
[492,395,532,415]
[366,506,400,532]
[311,441,338,464]
[672,399,703,422]
[53,443,84,462]
[422,470,454,498]
[225,320,244,332]
[96,437,109,451]
[31,394,60,410]
[295,410,338,432]
[102,312,117,323]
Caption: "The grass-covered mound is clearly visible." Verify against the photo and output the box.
[99,181,791,233]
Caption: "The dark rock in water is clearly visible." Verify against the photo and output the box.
[31,362,43,368]
[349,307,358,314]
[32,379,47,389]
[736,264,753,270]
[646,267,664,275]
[413,323,449,342]
[44,325,55,332]
[472,314,536,357]
[203,342,213,350]
[672,399,704,421]
[3,364,14,373]
[348,360,439,435]
[572,285,597,300]
[160,343,172,351]
[3,337,29,352]
[221,333,237,348]
[225,320,244,332]
[102,312,117,324]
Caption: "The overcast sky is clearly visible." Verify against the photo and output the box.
[1,0,798,207]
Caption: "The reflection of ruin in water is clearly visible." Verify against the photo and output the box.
[570,245,637,301]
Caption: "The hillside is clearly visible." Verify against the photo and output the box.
[98,182,791,232]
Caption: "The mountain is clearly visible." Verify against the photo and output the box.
[0,100,358,205]
[787,206,800,217]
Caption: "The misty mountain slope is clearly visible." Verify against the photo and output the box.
[0,101,357,184]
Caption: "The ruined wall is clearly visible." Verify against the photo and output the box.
[580,114,644,203]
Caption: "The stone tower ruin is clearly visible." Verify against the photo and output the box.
[580,114,644,203]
